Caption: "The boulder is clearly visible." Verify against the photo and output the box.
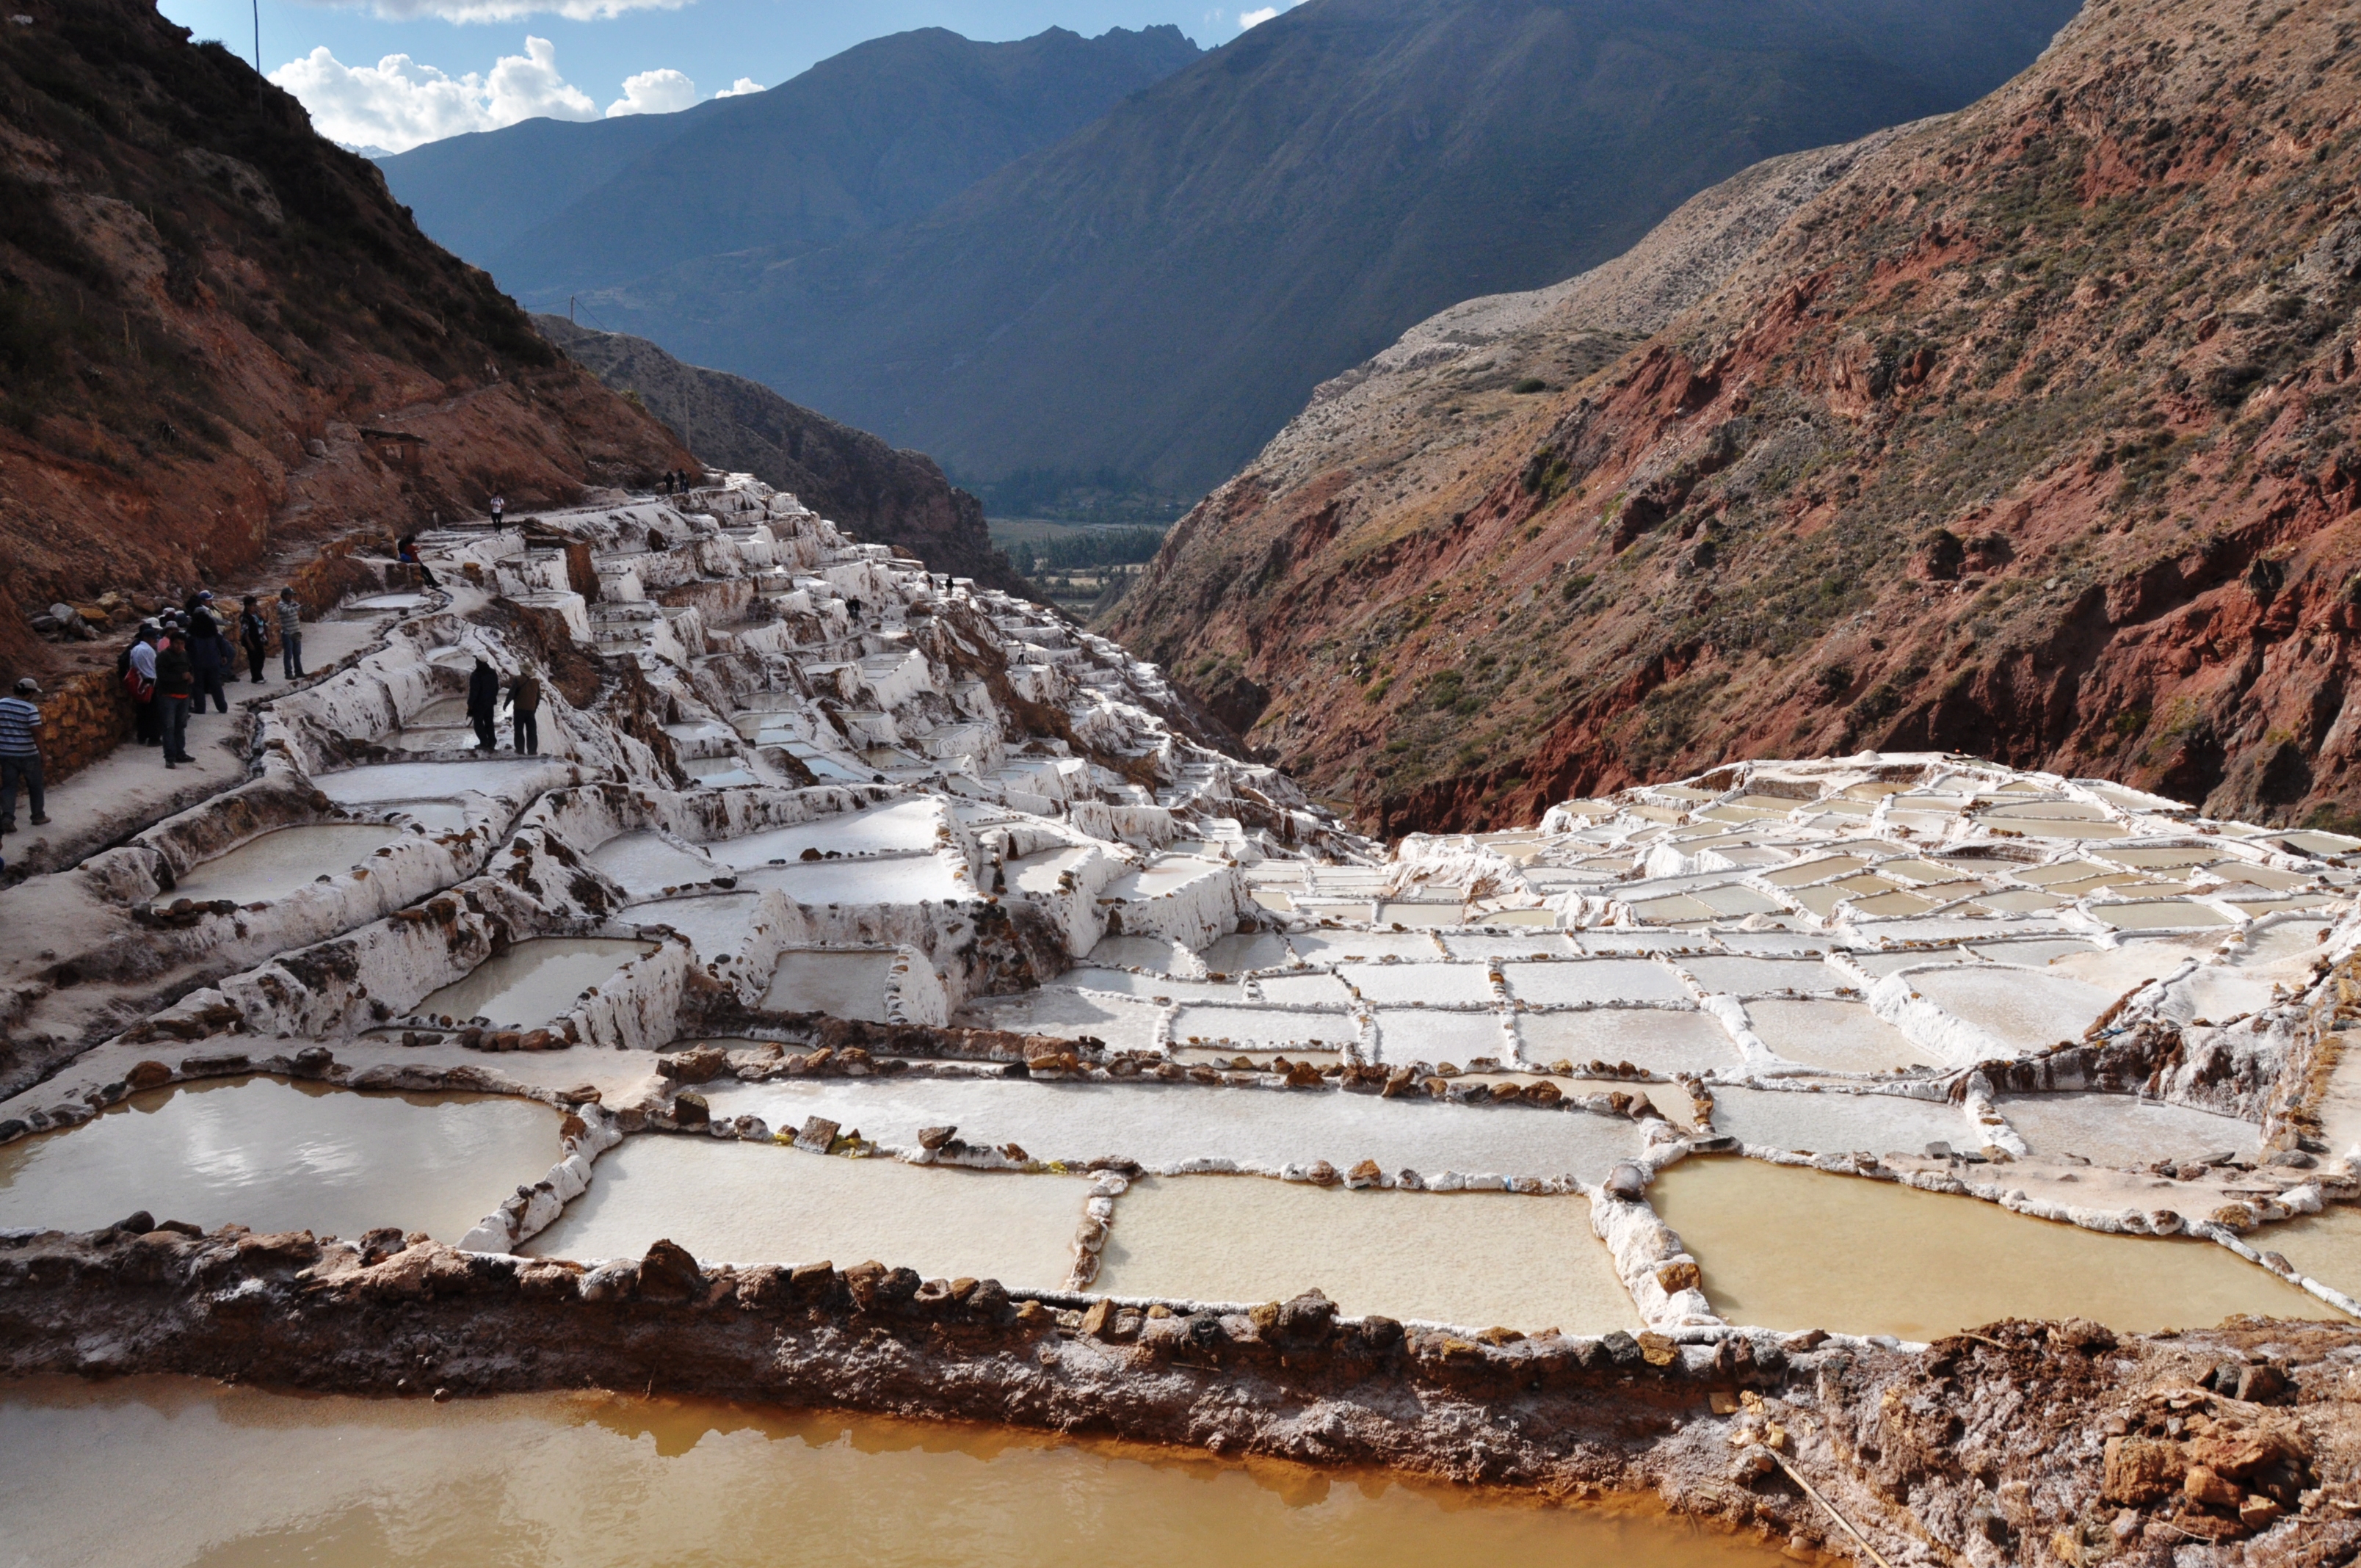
[2104,1436,2185,1505]
[792,1116,839,1153]
[638,1238,704,1300]
[126,1060,173,1090]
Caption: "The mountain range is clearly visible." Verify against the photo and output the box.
[545,0,2082,496]
[380,26,1202,305]
[1109,0,2361,832]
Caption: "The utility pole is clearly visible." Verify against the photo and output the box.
[252,0,261,76]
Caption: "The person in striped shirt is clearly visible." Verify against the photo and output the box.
[0,677,48,833]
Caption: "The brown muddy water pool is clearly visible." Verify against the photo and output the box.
[0,1376,1788,1567]
[1650,1158,2343,1340]
[2255,1205,2361,1300]
[0,1077,557,1244]
[1095,1176,1641,1332]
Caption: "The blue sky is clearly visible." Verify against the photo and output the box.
[157,0,1294,152]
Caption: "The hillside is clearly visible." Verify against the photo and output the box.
[0,0,692,679]
[1110,0,2361,835]
[536,315,1022,589]
[584,0,2082,497]
[383,26,1200,307]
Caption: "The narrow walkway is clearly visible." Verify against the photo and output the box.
[2,612,396,881]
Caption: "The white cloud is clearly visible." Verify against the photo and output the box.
[272,35,596,153]
[358,0,687,21]
[1238,5,1280,26]
[606,66,696,117]
[713,76,763,98]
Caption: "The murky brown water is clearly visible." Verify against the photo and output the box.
[0,1376,1787,1567]
[1650,1156,2343,1340]
[2253,1205,2361,1299]
[0,1077,556,1243]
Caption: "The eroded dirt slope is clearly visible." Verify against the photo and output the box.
[0,0,690,675]
[1111,0,2361,836]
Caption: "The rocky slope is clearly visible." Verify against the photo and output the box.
[0,0,691,678]
[536,316,1022,589]
[1111,0,2361,835]
[586,0,2081,497]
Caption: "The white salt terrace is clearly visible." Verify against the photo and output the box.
[6,467,2360,1351]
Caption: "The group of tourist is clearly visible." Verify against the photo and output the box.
[114,587,307,772]
[658,470,697,496]
[468,658,543,755]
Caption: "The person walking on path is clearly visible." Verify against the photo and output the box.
[238,596,269,683]
[467,657,500,752]
[155,625,196,768]
[186,591,229,714]
[123,623,161,744]
[487,495,506,527]
[277,587,305,679]
[0,677,49,834]
[504,667,542,755]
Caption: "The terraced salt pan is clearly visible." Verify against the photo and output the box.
[2163,965,2282,1023]
[1371,903,1469,927]
[1340,963,1498,1006]
[527,1139,1084,1286]
[1515,1011,1739,1075]
[1170,1005,1352,1048]
[2235,920,2336,967]
[414,937,658,1028]
[2104,899,2234,929]
[701,1078,1643,1182]
[1288,932,1444,963]
[1440,932,1580,961]
[1200,932,1299,973]
[1504,959,1690,1006]
[2045,937,2222,995]
[1370,1009,1515,1067]
[0,1077,555,1243]
[1256,972,1354,1006]
[1651,1157,2337,1338]
[1905,966,2117,1051]
[1743,1000,1934,1072]
[764,950,899,1020]
[1676,957,1843,995]
[1056,968,1241,1001]
[700,799,945,865]
[1097,1177,1640,1330]
[1103,859,1224,899]
[1998,1092,2262,1169]
[1083,934,1202,974]
[0,1379,1793,1568]
[954,990,1164,1053]
[587,831,722,897]
[164,823,415,906]
[733,853,969,905]
[1707,1086,1969,1156]
[614,893,761,958]
[315,759,551,803]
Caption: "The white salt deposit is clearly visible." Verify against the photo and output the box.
[413,937,658,1028]
[1998,1092,2263,1169]
[166,824,413,906]
[764,950,900,1020]
[1515,1010,1740,1074]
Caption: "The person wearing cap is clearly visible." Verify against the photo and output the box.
[0,676,48,832]
[276,587,304,679]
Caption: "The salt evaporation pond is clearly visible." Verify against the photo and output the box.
[1650,1158,2340,1339]
[732,852,969,904]
[1707,1086,1968,1154]
[2253,1206,2361,1299]
[413,937,657,1028]
[0,1377,1787,1568]
[1741,1000,1933,1072]
[314,758,550,804]
[164,822,413,906]
[701,1077,1644,1183]
[588,831,720,896]
[765,948,899,1019]
[0,1078,555,1243]
[1998,1092,2263,1169]
[1515,1009,1738,1075]
[615,893,761,957]
[526,1139,1084,1287]
[1096,1177,1640,1332]
[700,799,946,865]
[1906,966,2117,1050]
